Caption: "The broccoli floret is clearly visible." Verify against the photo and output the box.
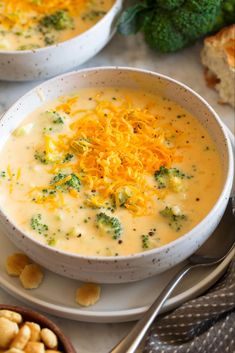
[160,206,186,231]
[44,35,56,45]
[63,153,74,163]
[174,0,221,39]
[53,116,64,124]
[71,138,92,154]
[96,212,123,240]
[81,10,107,21]
[40,10,74,31]
[118,0,223,53]
[30,214,49,235]
[154,166,169,189]
[141,233,161,250]
[222,0,235,24]
[154,166,192,189]
[144,12,187,53]
[34,149,61,164]
[50,173,67,184]
[34,150,48,164]
[213,0,235,31]
[115,186,132,207]
[51,112,64,124]
[50,173,81,192]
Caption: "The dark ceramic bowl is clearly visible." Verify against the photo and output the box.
[0,304,76,353]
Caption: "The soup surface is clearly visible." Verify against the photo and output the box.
[0,0,114,51]
[0,88,223,256]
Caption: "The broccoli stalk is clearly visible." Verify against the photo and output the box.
[118,0,231,53]
[96,212,123,240]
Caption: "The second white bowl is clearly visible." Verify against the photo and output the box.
[0,1,122,81]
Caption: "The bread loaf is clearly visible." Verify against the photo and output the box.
[201,25,235,108]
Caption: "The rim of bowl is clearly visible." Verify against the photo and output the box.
[0,304,76,352]
[0,0,122,55]
[0,66,234,262]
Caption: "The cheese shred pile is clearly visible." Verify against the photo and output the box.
[40,96,177,216]
[0,0,86,28]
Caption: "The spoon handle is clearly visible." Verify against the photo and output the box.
[109,264,191,353]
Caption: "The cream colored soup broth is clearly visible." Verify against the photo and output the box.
[0,0,114,51]
[0,88,223,256]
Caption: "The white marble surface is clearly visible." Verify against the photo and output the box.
[0,32,234,353]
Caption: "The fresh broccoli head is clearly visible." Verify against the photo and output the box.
[30,214,49,235]
[40,10,74,31]
[118,0,224,53]
[66,174,81,191]
[155,0,184,10]
[213,0,235,31]
[115,186,132,207]
[34,149,62,164]
[141,234,150,249]
[96,212,123,240]
[144,0,222,52]
[144,11,187,53]
[63,153,74,163]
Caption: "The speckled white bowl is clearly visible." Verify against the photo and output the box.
[0,67,234,283]
[0,1,122,81]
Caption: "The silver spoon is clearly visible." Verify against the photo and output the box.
[109,196,235,353]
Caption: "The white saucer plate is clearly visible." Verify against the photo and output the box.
[0,124,234,323]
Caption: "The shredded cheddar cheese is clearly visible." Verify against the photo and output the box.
[32,96,178,216]
[16,168,21,181]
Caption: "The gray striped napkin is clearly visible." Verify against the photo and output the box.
[144,258,235,353]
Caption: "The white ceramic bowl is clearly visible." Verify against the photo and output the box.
[0,1,122,82]
[0,67,234,283]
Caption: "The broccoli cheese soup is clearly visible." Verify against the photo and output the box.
[0,0,114,51]
[0,88,223,256]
